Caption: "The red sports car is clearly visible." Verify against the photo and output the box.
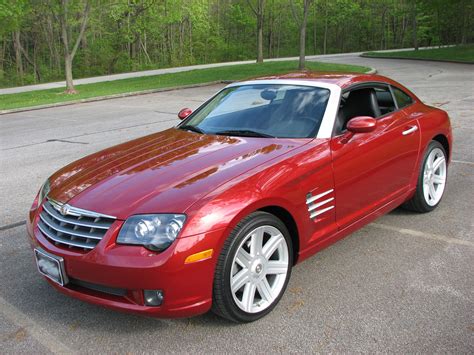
[28,72,452,323]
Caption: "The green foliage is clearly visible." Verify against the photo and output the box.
[0,0,472,88]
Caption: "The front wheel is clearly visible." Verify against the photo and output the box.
[404,140,448,212]
[212,211,293,323]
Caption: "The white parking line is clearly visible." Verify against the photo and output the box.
[452,159,474,166]
[370,223,474,247]
[0,295,73,354]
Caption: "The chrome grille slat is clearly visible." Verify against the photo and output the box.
[42,202,111,229]
[38,199,115,251]
[39,213,104,240]
[38,221,95,250]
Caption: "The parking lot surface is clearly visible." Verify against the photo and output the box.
[0,55,473,353]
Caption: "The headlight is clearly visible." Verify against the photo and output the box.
[38,179,51,202]
[117,214,186,251]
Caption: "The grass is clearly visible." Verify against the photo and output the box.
[363,44,474,63]
[0,60,369,111]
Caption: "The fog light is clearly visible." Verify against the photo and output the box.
[144,290,164,306]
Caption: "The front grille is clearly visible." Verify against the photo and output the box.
[38,199,116,251]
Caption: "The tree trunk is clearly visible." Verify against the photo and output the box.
[64,54,75,93]
[412,0,418,50]
[323,3,328,54]
[248,0,265,63]
[13,31,24,84]
[257,16,264,62]
[0,37,5,80]
[58,0,91,94]
[291,0,312,70]
[313,4,317,54]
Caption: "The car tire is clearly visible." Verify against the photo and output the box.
[403,140,448,213]
[212,211,293,323]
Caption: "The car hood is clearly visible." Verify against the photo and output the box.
[47,128,308,219]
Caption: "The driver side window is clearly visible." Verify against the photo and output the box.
[335,85,396,134]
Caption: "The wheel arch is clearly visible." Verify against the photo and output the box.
[258,205,300,265]
[432,134,450,161]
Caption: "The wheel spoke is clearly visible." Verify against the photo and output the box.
[241,282,256,312]
[432,157,445,172]
[428,182,437,200]
[427,155,434,170]
[231,269,250,293]
[262,233,283,260]
[235,249,252,268]
[249,228,264,256]
[266,261,288,275]
[433,175,445,184]
[256,278,274,302]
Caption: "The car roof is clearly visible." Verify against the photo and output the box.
[249,71,400,89]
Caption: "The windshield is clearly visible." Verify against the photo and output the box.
[180,84,330,138]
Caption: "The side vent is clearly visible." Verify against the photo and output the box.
[306,189,335,220]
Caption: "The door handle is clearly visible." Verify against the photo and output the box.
[402,125,418,135]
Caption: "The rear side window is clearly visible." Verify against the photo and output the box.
[392,86,413,108]
[375,87,396,115]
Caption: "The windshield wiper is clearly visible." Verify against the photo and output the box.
[179,125,205,134]
[214,129,275,138]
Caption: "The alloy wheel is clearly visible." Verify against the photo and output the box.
[230,225,289,313]
[423,147,447,206]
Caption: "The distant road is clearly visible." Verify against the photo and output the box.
[0,46,446,95]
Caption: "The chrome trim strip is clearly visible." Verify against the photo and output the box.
[307,197,334,212]
[306,189,334,205]
[310,205,335,219]
[39,213,103,240]
[37,221,95,249]
[48,198,116,220]
[42,202,111,230]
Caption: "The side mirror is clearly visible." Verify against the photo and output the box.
[178,108,193,120]
[346,116,377,133]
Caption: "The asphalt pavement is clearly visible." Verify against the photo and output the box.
[0,55,473,353]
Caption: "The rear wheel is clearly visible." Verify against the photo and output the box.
[404,140,447,212]
[212,211,293,323]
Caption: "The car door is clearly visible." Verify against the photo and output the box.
[330,84,420,229]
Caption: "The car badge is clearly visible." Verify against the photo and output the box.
[60,204,70,216]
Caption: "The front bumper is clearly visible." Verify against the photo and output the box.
[27,207,225,318]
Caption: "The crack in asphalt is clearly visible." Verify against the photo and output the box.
[46,139,88,145]
[0,220,26,232]
[1,118,177,151]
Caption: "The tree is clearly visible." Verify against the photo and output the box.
[247,0,265,63]
[53,0,91,94]
[290,0,313,70]
[411,0,418,50]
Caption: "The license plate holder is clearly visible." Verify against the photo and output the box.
[34,248,69,286]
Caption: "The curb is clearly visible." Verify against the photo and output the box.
[0,68,376,115]
[360,53,473,65]
[0,81,231,115]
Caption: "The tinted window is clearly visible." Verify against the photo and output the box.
[392,86,413,108]
[183,84,330,138]
[374,87,396,115]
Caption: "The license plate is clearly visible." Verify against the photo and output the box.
[34,248,69,286]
